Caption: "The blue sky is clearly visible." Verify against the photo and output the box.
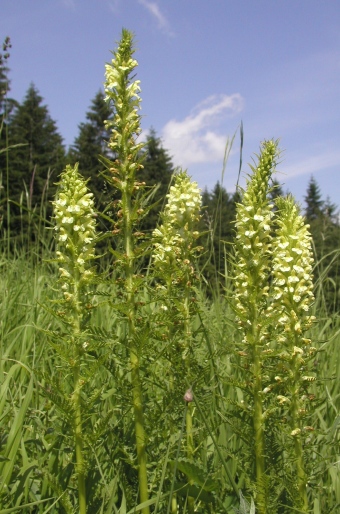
[2,0,340,208]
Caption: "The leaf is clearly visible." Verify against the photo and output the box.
[0,377,34,494]
[170,458,218,492]
[233,491,256,514]
[173,481,215,504]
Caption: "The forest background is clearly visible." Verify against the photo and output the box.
[1,36,340,313]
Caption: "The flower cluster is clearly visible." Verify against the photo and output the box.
[53,163,96,310]
[233,140,279,325]
[104,29,144,162]
[152,171,201,273]
[272,196,315,342]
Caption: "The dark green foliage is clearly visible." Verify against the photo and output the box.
[304,176,340,313]
[199,182,239,290]
[139,128,174,233]
[304,176,324,221]
[269,179,285,200]
[2,84,65,244]
[0,36,17,121]
[67,90,113,221]
[0,37,11,112]
[0,37,19,237]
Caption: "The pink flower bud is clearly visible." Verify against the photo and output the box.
[184,388,193,402]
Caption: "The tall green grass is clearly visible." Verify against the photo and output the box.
[0,242,339,512]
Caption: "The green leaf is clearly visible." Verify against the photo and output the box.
[170,458,219,492]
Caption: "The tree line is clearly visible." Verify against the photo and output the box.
[1,37,339,312]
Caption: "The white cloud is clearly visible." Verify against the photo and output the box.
[138,0,174,36]
[161,94,244,167]
[283,150,340,180]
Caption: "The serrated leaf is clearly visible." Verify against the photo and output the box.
[170,459,218,492]
[173,481,215,503]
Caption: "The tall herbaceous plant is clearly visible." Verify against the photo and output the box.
[232,141,317,513]
[45,29,326,514]
[52,163,97,514]
[152,171,202,513]
[102,29,150,514]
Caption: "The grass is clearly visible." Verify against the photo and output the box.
[0,245,338,513]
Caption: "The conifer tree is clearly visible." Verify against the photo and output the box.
[0,36,18,236]
[304,176,340,312]
[0,38,11,119]
[139,128,174,232]
[4,84,65,241]
[199,182,238,288]
[304,176,324,221]
[67,90,113,216]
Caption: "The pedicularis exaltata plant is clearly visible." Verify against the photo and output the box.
[47,29,322,514]
[153,170,201,513]
[233,141,316,513]
[271,195,316,512]
[233,140,278,514]
[103,29,150,514]
[52,162,97,514]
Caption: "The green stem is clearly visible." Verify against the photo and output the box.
[184,293,194,458]
[124,189,149,514]
[72,282,86,514]
[130,344,149,513]
[73,362,86,514]
[253,344,266,514]
[183,292,195,514]
[290,355,308,512]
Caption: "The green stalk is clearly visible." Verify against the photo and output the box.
[183,293,195,514]
[73,357,86,514]
[291,366,308,512]
[69,271,86,513]
[233,140,279,513]
[271,195,316,513]
[125,191,149,513]
[183,293,194,459]
[253,338,265,512]
[152,171,202,513]
[104,29,149,513]
[72,276,86,514]
[52,163,97,513]
[241,302,266,513]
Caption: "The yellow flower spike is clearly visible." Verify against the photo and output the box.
[234,140,279,326]
[232,140,280,514]
[52,162,97,514]
[271,194,316,513]
[152,170,201,276]
[53,163,97,320]
[152,170,201,497]
[272,195,315,337]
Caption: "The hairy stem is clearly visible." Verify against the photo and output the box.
[253,342,265,514]
[290,354,308,512]
[73,361,86,514]
[124,187,149,514]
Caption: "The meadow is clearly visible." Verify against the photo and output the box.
[0,30,339,514]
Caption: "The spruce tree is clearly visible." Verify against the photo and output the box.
[304,176,340,313]
[0,37,17,120]
[67,90,113,218]
[139,128,174,232]
[0,36,18,236]
[4,83,65,242]
[199,182,238,289]
[304,176,324,221]
[269,178,286,204]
